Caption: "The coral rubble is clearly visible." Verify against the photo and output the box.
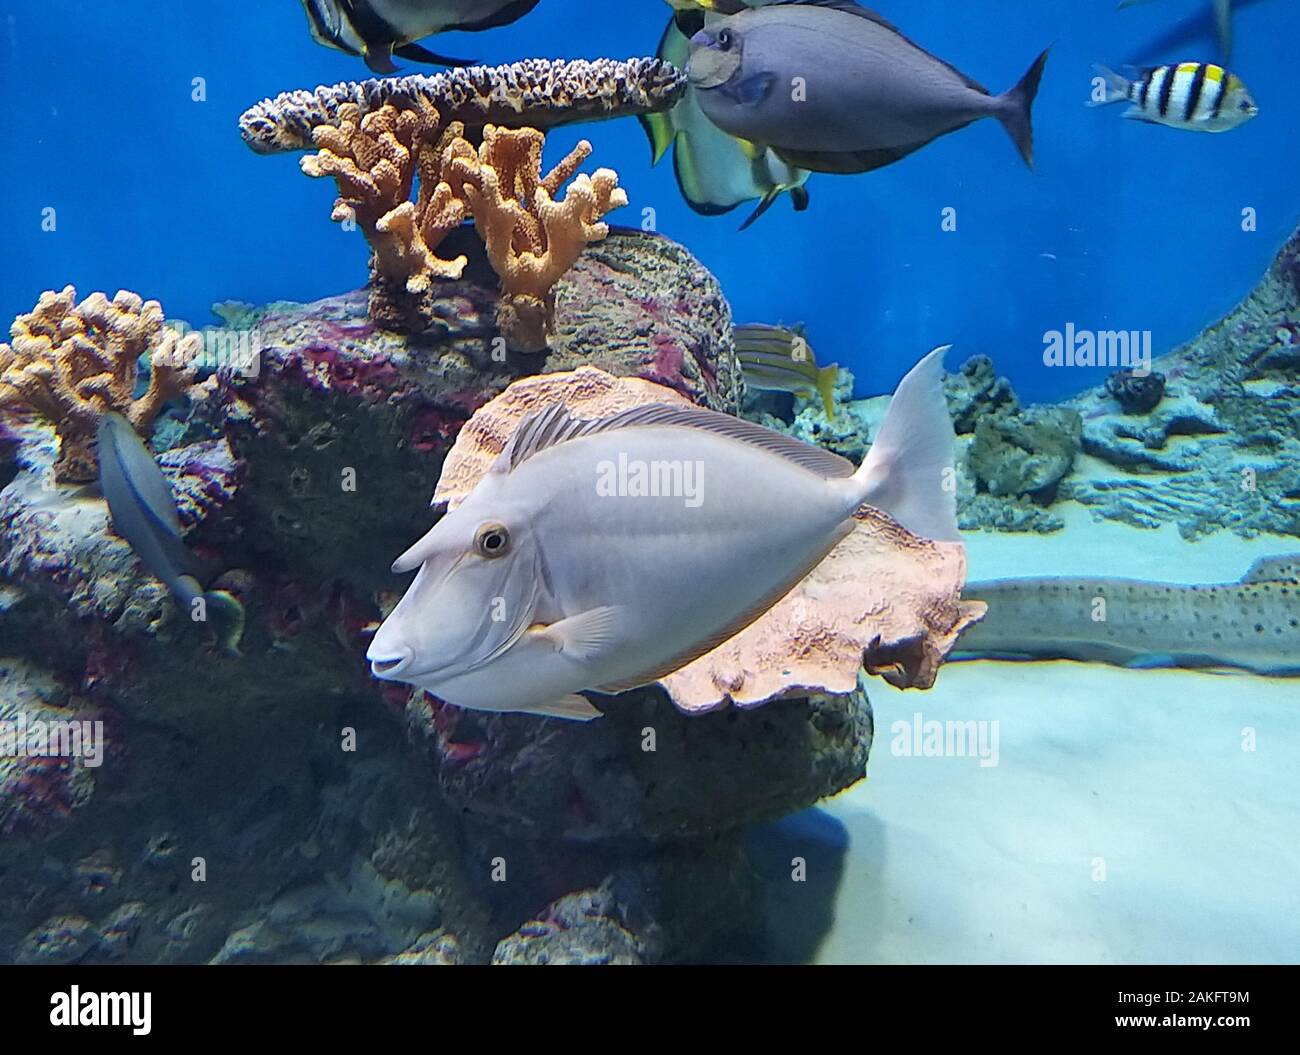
[0,288,203,483]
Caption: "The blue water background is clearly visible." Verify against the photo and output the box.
[1,0,1296,402]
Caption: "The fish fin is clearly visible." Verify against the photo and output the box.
[851,345,960,542]
[671,134,742,217]
[1088,64,1131,106]
[790,186,811,212]
[529,606,623,662]
[673,10,707,37]
[773,141,931,176]
[996,47,1051,169]
[597,527,851,694]
[522,694,604,722]
[502,400,856,479]
[1121,108,1161,124]
[738,188,781,231]
[641,113,676,167]
[446,0,542,33]
[393,42,475,68]
[1240,555,1300,585]
[817,364,839,419]
[722,74,778,108]
[363,44,399,74]
[203,590,246,657]
[1214,0,1232,59]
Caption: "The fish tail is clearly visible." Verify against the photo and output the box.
[850,346,959,543]
[1089,64,1131,107]
[817,364,839,419]
[997,47,1051,169]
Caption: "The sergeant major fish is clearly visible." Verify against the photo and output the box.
[300,0,542,73]
[367,346,960,720]
[1089,62,1258,131]
[687,0,1051,176]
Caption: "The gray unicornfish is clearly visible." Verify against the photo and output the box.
[368,345,960,720]
[686,0,1050,175]
[300,0,542,73]
[641,4,812,230]
[953,556,1300,676]
[97,413,245,656]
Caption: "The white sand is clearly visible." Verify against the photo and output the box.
[810,506,1300,964]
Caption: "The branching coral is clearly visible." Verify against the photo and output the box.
[0,287,203,483]
[298,99,627,348]
[449,127,628,351]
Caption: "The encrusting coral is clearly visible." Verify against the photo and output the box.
[0,288,203,483]
[299,100,626,348]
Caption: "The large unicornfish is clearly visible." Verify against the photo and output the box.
[642,5,812,229]
[687,0,1050,175]
[953,556,1300,676]
[97,413,244,655]
[368,346,960,719]
[300,0,542,72]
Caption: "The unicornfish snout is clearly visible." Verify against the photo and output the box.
[367,640,414,679]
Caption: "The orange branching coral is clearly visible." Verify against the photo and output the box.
[449,126,628,352]
[301,100,471,313]
[0,287,203,483]
[297,98,626,347]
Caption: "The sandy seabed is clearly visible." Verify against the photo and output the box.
[811,503,1300,964]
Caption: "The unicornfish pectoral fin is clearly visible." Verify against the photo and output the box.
[529,606,623,662]
[523,695,604,722]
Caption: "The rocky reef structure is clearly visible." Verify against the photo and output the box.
[243,59,682,347]
[0,288,204,483]
[1059,227,1300,538]
[0,225,870,963]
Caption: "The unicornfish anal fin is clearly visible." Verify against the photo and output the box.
[522,695,604,721]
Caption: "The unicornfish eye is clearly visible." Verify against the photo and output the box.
[475,522,510,558]
[717,29,733,50]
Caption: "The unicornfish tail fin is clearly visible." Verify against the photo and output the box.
[850,346,959,542]
[996,47,1051,168]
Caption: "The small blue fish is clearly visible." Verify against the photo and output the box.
[97,414,244,655]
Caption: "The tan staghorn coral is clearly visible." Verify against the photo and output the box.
[449,126,628,352]
[295,90,627,347]
[0,287,203,483]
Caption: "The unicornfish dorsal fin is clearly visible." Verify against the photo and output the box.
[496,401,856,480]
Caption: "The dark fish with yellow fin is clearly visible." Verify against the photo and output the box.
[300,0,542,73]
[642,6,811,229]
[735,323,839,417]
[687,0,1050,175]
[1089,62,1258,131]
[97,413,245,656]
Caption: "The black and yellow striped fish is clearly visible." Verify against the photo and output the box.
[734,323,839,418]
[1091,62,1258,131]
